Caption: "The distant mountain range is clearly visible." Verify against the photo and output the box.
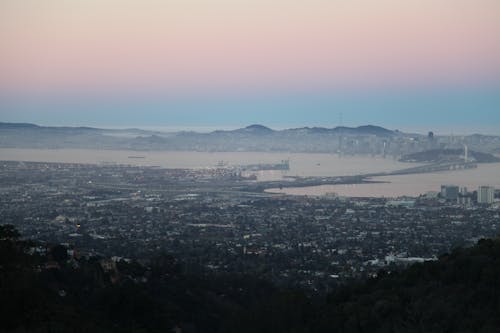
[220,124,396,137]
[1,122,499,156]
[0,122,396,136]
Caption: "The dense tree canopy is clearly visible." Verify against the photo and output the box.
[1,225,499,332]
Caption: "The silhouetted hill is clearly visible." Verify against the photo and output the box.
[234,124,275,134]
[312,237,500,332]
[335,125,395,136]
[0,122,40,129]
[282,125,396,136]
[213,124,395,137]
[2,224,500,332]
[0,122,100,132]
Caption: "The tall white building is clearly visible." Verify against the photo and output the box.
[477,186,495,204]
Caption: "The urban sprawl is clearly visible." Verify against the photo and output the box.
[0,161,498,293]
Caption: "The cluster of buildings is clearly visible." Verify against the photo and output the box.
[1,160,499,293]
[440,185,496,205]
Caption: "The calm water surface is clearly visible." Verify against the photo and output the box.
[267,163,500,197]
[0,148,416,177]
[1,148,498,197]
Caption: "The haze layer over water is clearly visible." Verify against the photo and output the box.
[1,148,498,198]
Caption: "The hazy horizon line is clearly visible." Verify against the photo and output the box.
[3,120,499,136]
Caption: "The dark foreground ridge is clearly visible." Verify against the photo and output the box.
[1,224,500,333]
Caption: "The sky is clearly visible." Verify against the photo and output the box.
[1,0,499,133]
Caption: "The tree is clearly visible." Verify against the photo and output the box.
[50,244,68,262]
[0,224,20,240]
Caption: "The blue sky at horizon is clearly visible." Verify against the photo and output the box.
[1,87,499,135]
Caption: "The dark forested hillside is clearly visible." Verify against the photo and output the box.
[1,224,500,332]
[313,238,500,332]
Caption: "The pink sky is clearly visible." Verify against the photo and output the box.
[1,0,500,94]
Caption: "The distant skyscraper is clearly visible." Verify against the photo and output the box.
[457,187,471,206]
[477,186,495,204]
[441,185,459,201]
